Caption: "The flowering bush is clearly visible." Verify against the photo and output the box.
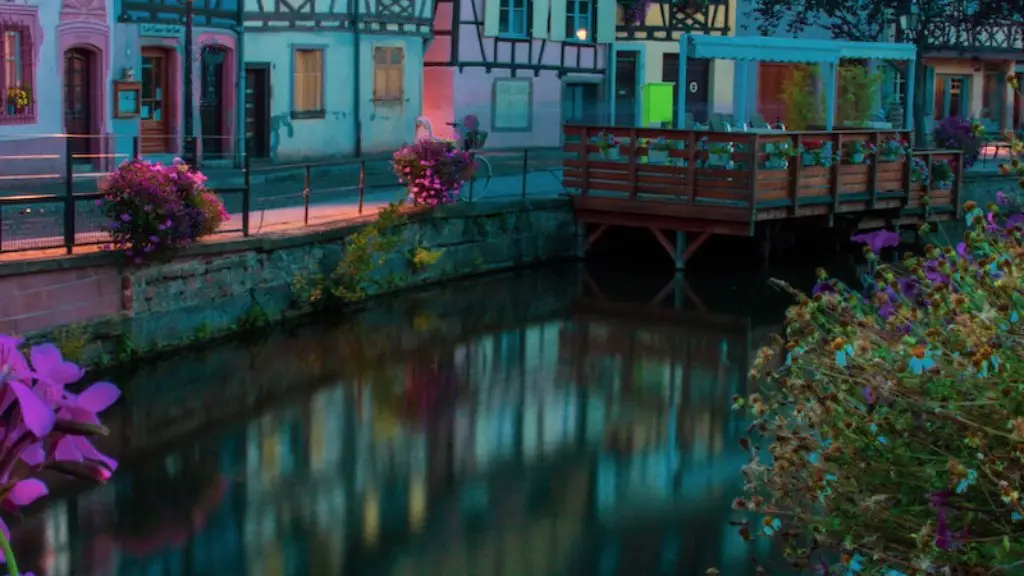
[878,136,910,161]
[733,209,1024,575]
[5,87,28,110]
[392,140,474,206]
[910,157,930,184]
[98,158,228,265]
[933,116,983,169]
[0,336,119,575]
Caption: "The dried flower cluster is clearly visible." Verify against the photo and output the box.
[731,203,1024,574]
[97,158,229,265]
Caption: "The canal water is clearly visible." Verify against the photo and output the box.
[6,255,846,576]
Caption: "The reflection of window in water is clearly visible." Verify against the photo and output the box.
[310,385,345,472]
[42,502,71,576]
[522,388,578,461]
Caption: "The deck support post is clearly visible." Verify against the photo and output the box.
[674,231,686,271]
[673,272,684,309]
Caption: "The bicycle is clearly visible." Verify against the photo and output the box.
[415,115,493,201]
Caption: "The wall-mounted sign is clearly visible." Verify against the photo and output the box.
[140,23,183,38]
[113,81,141,119]
[492,79,532,131]
[689,81,699,94]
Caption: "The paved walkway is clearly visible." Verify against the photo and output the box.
[0,168,568,260]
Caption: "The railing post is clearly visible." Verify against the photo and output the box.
[521,148,528,200]
[242,153,251,237]
[303,164,311,226]
[63,136,75,254]
[358,160,366,215]
[132,136,140,159]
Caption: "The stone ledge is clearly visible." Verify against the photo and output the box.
[0,197,573,279]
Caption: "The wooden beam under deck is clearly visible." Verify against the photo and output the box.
[562,124,966,257]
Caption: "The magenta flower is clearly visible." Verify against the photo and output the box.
[851,229,900,254]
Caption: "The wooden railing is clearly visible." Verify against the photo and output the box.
[562,125,964,236]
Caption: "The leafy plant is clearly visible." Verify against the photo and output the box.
[780,66,824,131]
[931,158,955,186]
[837,64,884,125]
[878,136,910,161]
[842,139,877,163]
[732,210,1024,575]
[98,158,229,266]
[0,336,120,575]
[910,157,930,184]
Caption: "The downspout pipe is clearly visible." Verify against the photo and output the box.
[353,0,363,157]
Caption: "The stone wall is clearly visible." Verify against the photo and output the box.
[0,198,578,366]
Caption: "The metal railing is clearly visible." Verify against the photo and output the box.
[0,135,569,255]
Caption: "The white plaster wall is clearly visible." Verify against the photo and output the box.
[0,0,62,138]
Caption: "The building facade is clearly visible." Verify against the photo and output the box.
[242,0,432,162]
[423,0,612,148]
[110,0,244,167]
[612,0,735,128]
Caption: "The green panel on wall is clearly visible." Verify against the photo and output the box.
[642,82,674,127]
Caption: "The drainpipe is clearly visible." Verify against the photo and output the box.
[353,0,363,157]
[237,0,245,166]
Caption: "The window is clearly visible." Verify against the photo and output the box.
[492,78,532,131]
[499,0,530,36]
[982,72,1001,120]
[373,46,404,103]
[893,70,906,105]
[0,21,33,124]
[292,48,324,119]
[934,74,968,120]
[566,0,593,43]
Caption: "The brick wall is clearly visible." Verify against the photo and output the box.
[0,266,124,335]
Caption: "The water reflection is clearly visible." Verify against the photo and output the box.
[11,265,784,576]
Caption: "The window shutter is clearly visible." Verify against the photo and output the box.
[923,66,935,116]
[532,0,549,38]
[483,0,500,37]
[550,0,567,41]
[960,75,971,117]
[596,0,615,43]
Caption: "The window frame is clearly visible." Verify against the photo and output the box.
[290,45,326,120]
[565,0,594,44]
[0,6,37,126]
[372,45,405,104]
[498,0,531,38]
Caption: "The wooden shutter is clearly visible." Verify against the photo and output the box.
[960,75,971,117]
[550,0,567,40]
[596,0,614,43]
[923,66,935,116]
[532,0,549,38]
[483,0,500,37]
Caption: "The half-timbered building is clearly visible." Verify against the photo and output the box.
[906,6,1024,135]
[422,0,613,148]
[613,0,735,128]
[110,0,244,165]
[243,0,433,161]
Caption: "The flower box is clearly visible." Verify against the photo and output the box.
[647,148,669,164]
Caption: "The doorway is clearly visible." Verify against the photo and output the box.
[662,54,710,126]
[63,48,93,162]
[141,47,170,154]
[933,74,970,121]
[563,82,599,125]
[758,63,796,126]
[200,46,227,158]
[245,64,270,159]
[614,51,638,127]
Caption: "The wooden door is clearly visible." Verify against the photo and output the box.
[245,65,270,159]
[662,54,711,125]
[200,46,226,157]
[615,51,638,126]
[141,48,169,154]
[63,49,92,161]
[758,63,795,126]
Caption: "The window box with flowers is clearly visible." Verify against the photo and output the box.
[702,141,735,169]
[931,159,955,189]
[764,141,797,170]
[643,137,672,165]
[591,131,621,160]
[842,140,876,165]
[877,136,910,162]
[799,141,837,168]
[0,18,36,125]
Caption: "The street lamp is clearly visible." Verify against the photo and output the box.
[182,0,196,167]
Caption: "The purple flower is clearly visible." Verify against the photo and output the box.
[851,229,900,254]
[996,190,1012,205]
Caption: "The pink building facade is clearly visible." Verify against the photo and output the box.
[423,0,614,149]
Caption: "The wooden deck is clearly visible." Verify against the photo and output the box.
[562,125,964,266]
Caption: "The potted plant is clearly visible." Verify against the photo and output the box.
[763,141,797,169]
[878,135,910,162]
[592,130,621,160]
[799,141,836,168]
[933,116,983,169]
[6,86,28,115]
[910,157,930,185]
[645,136,671,164]
[706,141,735,169]
[931,158,955,189]
[837,64,884,127]
[843,140,876,165]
